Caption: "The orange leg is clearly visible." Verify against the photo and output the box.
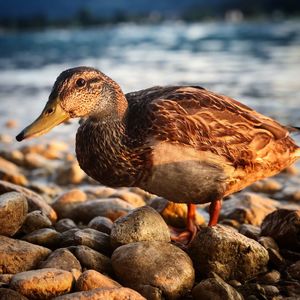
[170,203,199,245]
[208,199,222,226]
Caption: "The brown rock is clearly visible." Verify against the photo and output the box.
[21,210,52,234]
[192,274,243,300]
[0,157,28,186]
[110,206,170,249]
[88,216,113,234]
[22,228,61,248]
[10,268,73,300]
[0,192,28,236]
[83,186,116,199]
[239,224,261,240]
[110,190,146,207]
[73,228,112,255]
[0,236,51,274]
[0,180,57,222]
[39,248,82,272]
[0,274,13,285]
[256,270,281,284]
[23,153,56,170]
[250,179,282,194]
[0,288,29,300]
[112,241,194,300]
[5,119,18,128]
[72,245,113,275]
[53,287,146,300]
[59,228,80,247]
[55,218,78,233]
[0,149,24,166]
[189,225,269,281]
[52,189,87,219]
[221,193,279,226]
[76,270,121,291]
[150,197,205,227]
[261,209,300,251]
[72,198,135,223]
[55,162,86,185]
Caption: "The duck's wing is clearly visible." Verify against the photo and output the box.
[125,86,298,167]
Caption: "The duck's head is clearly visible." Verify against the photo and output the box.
[16,66,124,142]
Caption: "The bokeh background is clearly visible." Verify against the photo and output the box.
[0,0,300,144]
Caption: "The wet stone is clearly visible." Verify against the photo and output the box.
[88,216,113,234]
[189,225,269,281]
[112,241,195,300]
[21,210,52,234]
[53,287,146,300]
[0,180,57,222]
[55,218,78,233]
[52,189,87,220]
[55,162,86,185]
[192,274,243,300]
[10,268,73,300]
[0,192,28,236]
[110,190,146,207]
[39,248,82,272]
[239,224,261,240]
[110,206,170,249]
[72,198,135,223]
[0,235,51,274]
[261,209,300,251]
[76,270,121,291]
[73,228,112,255]
[22,228,62,248]
[0,288,29,300]
[220,193,279,226]
[72,245,113,275]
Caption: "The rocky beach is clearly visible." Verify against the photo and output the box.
[0,119,299,300]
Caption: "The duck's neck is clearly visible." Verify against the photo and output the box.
[76,99,149,187]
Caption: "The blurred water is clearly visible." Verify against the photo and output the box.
[0,21,300,143]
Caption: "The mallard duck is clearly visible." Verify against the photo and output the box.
[16,66,300,243]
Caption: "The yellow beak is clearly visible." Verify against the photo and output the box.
[16,100,69,142]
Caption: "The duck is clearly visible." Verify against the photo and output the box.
[16,66,300,243]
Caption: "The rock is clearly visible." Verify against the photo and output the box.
[189,225,269,281]
[59,228,80,247]
[21,210,52,234]
[5,119,18,128]
[0,192,28,236]
[262,285,280,298]
[73,228,112,255]
[52,189,87,219]
[0,180,57,222]
[239,224,261,240]
[150,197,205,228]
[76,270,121,291]
[83,186,116,199]
[53,287,146,300]
[0,149,24,166]
[55,162,86,185]
[22,228,61,248]
[256,270,281,284]
[261,209,300,251]
[110,206,170,249]
[39,248,82,272]
[72,198,135,223]
[110,190,146,207]
[0,236,51,274]
[0,157,28,186]
[0,288,29,300]
[23,153,57,170]
[55,218,78,233]
[10,268,73,300]
[250,179,282,194]
[236,283,266,300]
[220,193,279,226]
[0,134,12,144]
[192,274,243,300]
[72,245,113,275]
[88,216,113,234]
[258,236,279,251]
[287,260,300,280]
[112,241,194,300]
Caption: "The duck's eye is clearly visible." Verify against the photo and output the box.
[76,78,86,87]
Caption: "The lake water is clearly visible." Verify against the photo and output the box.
[0,20,300,144]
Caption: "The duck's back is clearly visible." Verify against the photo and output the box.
[124,86,300,201]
